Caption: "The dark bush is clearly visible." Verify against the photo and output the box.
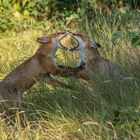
[0,0,139,32]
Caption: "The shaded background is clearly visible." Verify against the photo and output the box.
[0,0,140,33]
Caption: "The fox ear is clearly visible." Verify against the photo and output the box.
[90,40,101,48]
[36,37,49,43]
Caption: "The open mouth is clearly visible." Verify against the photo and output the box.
[59,32,79,50]
[55,32,80,67]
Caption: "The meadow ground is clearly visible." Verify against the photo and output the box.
[0,11,140,140]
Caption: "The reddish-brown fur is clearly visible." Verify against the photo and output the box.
[59,33,126,80]
[0,32,69,110]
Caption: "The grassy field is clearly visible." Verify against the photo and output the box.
[0,10,140,140]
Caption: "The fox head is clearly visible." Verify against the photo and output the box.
[68,32,101,64]
[36,32,69,57]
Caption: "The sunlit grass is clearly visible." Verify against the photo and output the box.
[0,11,140,139]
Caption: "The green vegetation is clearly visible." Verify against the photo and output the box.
[0,0,140,139]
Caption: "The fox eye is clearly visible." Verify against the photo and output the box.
[36,37,49,43]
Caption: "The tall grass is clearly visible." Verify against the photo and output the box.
[0,8,140,140]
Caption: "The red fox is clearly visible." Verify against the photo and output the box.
[59,32,126,80]
[0,32,70,110]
